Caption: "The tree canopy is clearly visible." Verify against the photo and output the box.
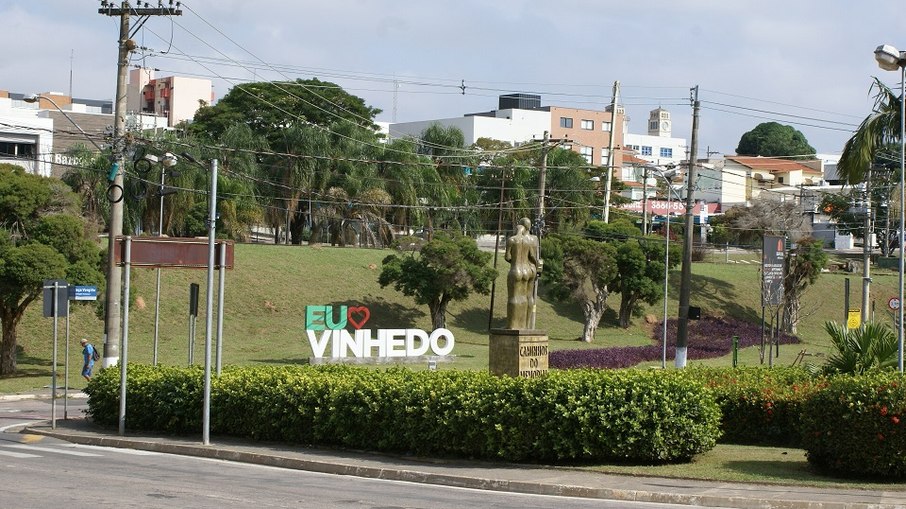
[378,234,496,330]
[735,122,815,158]
[189,78,382,144]
[0,164,104,375]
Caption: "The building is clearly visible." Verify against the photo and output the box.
[127,67,213,127]
[389,94,626,171]
[0,91,115,177]
[622,107,687,168]
[696,156,827,208]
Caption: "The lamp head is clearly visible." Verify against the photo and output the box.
[875,44,904,71]
[162,152,178,167]
[23,94,40,104]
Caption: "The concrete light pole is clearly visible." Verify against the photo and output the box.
[874,44,906,372]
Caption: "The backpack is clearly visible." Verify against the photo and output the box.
[90,344,100,361]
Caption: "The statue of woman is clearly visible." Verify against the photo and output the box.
[505,218,540,329]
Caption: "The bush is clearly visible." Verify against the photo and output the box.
[85,364,721,464]
[681,367,823,446]
[800,371,906,478]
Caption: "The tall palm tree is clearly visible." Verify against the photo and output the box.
[838,78,902,185]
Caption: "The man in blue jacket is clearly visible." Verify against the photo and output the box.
[80,338,95,382]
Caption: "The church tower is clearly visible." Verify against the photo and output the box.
[647,107,671,137]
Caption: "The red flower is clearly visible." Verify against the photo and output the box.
[881,406,889,416]
[892,416,901,425]
[878,433,886,441]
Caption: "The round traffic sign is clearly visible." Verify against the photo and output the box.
[889,297,901,311]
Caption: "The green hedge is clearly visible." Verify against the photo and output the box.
[681,367,823,447]
[800,371,906,478]
[85,364,721,464]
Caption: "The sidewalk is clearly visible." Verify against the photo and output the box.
[19,417,906,509]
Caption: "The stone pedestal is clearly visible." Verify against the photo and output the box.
[489,328,548,378]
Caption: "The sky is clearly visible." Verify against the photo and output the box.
[3,0,905,158]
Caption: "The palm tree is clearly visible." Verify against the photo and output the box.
[838,78,902,185]
[821,321,898,375]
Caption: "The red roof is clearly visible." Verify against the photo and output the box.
[726,156,821,174]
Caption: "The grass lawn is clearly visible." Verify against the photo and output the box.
[579,444,906,491]
[2,243,897,393]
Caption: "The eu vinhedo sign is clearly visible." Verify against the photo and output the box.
[305,305,454,360]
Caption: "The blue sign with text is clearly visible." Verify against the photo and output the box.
[69,285,98,301]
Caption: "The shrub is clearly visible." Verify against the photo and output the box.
[800,371,906,478]
[85,364,721,464]
[820,321,898,375]
[681,367,823,446]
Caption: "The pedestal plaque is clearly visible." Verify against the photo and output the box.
[489,328,548,378]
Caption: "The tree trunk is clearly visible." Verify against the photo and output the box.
[428,298,447,330]
[0,310,23,375]
[618,294,635,329]
[580,288,609,342]
[783,295,801,334]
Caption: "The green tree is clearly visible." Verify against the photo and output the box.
[190,78,381,143]
[735,122,815,158]
[0,164,104,375]
[782,238,828,334]
[541,234,617,342]
[378,234,496,329]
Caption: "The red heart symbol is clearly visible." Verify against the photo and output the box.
[347,306,371,330]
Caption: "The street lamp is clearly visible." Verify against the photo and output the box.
[653,167,679,368]
[874,43,906,373]
[148,152,179,366]
[23,94,105,153]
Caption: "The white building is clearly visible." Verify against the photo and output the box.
[388,106,552,147]
[622,108,687,168]
[0,94,55,177]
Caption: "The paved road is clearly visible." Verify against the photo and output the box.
[1,429,731,509]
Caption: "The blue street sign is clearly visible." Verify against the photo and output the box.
[69,285,98,301]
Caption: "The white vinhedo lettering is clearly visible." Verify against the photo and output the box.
[306,328,455,358]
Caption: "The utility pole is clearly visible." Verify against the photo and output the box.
[530,131,570,328]
[862,166,872,324]
[530,131,551,330]
[603,81,620,223]
[98,1,181,367]
[642,166,650,235]
[675,85,700,369]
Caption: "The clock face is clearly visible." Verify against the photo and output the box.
[662,121,670,131]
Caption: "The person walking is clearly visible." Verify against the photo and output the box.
[80,338,95,382]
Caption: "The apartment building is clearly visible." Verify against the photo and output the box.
[127,67,213,127]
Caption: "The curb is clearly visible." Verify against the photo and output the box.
[24,426,896,509]
[0,392,88,402]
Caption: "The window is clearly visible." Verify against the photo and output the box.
[601,121,612,132]
[561,144,572,151]
[559,117,573,128]
[660,147,673,158]
[579,146,593,164]
[778,176,784,184]
[580,119,594,130]
[649,121,659,131]
[641,146,652,156]
[627,144,639,152]
[600,148,610,166]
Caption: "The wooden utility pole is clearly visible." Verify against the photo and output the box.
[675,85,700,369]
[603,81,620,223]
[98,1,181,366]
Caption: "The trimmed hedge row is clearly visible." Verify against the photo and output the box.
[86,364,721,464]
[681,367,824,446]
[800,371,906,478]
